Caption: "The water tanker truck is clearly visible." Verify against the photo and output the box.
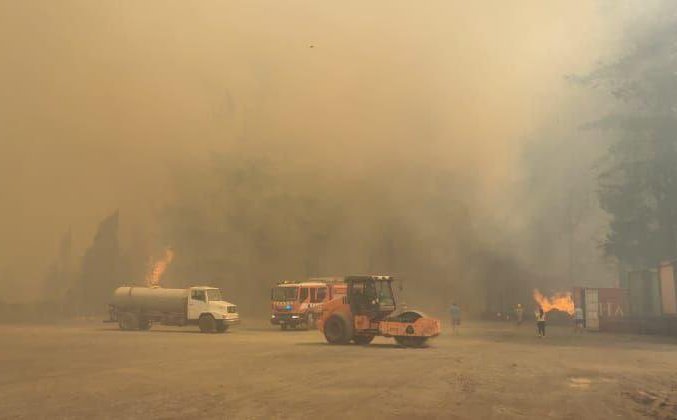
[107,286,240,333]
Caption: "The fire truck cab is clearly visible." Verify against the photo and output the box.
[270,277,346,330]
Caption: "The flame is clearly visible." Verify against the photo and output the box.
[532,289,574,315]
[145,248,174,287]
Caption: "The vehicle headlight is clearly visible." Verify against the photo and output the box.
[291,315,299,319]
[271,314,276,318]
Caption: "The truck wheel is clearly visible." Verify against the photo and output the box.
[199,314,216,333]
[216,321,228,333]
[394,336,428,348]
[138,317,152,331]
[353,335,375,345]
[324,314,353,344]
[118,313,139,331]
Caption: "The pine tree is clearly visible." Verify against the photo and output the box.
[80,211,121,314]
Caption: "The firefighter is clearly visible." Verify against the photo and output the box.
[574,306,584,333]
[449,302,461,335]
[535,306,546,337]
[515,303,524,325]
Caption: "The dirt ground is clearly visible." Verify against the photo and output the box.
[1,320,676,420]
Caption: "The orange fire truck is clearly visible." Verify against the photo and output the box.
[270,277,347,330]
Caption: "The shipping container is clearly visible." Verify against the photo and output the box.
[573,287,629,332]
[623,269,662,317]
[597,288,629,319]
[658,261,677,316]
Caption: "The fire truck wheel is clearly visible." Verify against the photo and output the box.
[324,314,353,344]
[394,336,428,348]
[118,313,139,331]
[353,335,375,345]
[199,314,217,333]
[216,321,228,333]
[138,317,152,331]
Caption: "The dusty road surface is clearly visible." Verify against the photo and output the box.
[1,320,676,419]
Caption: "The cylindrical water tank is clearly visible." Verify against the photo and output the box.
[112,287,188,313]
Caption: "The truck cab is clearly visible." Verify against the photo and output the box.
[187,286,240,330]
[270,278,346,330]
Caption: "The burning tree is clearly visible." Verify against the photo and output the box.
[532,289,574,316]
[145,248,174,287]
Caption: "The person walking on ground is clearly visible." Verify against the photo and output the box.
[515,304,524,325]
[450,303,461,335]
[574,306,584,333]
[535,307,546,338]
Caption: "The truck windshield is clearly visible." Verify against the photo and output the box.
[272,286,298,301]
[206,289,223,302]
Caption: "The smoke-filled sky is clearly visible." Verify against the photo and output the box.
[0,1,650,299]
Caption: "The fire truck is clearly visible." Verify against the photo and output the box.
[270,277,346,330]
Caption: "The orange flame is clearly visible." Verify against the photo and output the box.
[146,248,174,287]
[532,289,574,315]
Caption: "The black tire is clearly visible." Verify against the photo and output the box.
[216,321,228,333]
[353,335,375,345]
[199,314,217,333]
[281,324,288,331]
[138,317,152,331]
[323,314,353,344]
[118,313,139,331]
[394,336,428,348]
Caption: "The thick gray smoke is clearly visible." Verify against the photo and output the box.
[0,1,643,313]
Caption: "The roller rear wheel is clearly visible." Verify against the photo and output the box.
[324,314,353,344]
